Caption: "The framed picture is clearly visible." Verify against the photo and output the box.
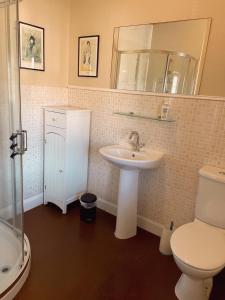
[78,35,99,77]
[19,22,45,71]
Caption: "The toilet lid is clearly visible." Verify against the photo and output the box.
[171,221,225,271]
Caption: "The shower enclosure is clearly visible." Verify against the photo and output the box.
[115,49,198,94]
[0,0,30,299]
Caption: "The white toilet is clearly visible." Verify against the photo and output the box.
[171,165,225,300]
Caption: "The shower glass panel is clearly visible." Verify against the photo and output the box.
[181,57,197,95]
[116,52,139,90]
[116,51,168,91]
[136,52,149,91]
[165,54,197,94]
[145,52,168,92]
[0,0,24,292]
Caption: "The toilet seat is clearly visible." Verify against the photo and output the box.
[171,220,225,271]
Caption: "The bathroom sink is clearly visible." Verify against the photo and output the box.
[99,144,163,240]
[99,144,163,170]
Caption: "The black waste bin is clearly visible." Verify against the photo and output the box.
[80,193,97,223]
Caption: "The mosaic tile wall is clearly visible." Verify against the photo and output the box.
[21,85,68,200]
[68,87,225,228]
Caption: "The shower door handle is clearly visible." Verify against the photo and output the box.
[21,130,28,152]
[16,130,28,154]
[10,130,28,159]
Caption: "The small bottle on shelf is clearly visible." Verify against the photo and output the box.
[160,102,170,120]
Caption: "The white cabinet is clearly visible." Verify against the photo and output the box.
[43,106,91,214]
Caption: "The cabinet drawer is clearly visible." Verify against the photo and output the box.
[45,111,66,128]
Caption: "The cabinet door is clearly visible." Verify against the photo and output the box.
[44,132,65,208]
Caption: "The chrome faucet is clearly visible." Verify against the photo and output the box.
[129,131,145,151]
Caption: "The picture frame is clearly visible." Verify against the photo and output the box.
[19,22,45,71]
[78,35,99,77]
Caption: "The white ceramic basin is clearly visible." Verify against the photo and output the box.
[99,145,163,170]
[99,144,163,240]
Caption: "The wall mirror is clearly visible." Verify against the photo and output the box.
[111,19,211,96]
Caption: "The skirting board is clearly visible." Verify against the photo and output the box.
[0,194,163,237]
[24,193,43,212]
[0,193,43,220]
[97,197,164,237]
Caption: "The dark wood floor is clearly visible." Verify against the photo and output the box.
[15,203,225,300]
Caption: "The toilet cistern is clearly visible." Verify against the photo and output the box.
[129,131,145,152]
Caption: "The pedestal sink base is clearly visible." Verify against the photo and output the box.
[99,144,163,240]
[115,169,139,239]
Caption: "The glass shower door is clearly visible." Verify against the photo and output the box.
[0,0,25,291]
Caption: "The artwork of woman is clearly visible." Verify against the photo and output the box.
[26,35,36,59]
[82,40,91,66]
[78,35,99,77]
[19,22,44,71]
[22,31,41,63]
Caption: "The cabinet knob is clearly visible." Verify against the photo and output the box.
[59,169,63,173]
[52,118,56,122]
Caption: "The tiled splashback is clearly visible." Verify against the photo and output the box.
[68,87,225,228]
[20,84,225,229]
[21,85,68,200]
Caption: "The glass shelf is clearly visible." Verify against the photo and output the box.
[113,112,176,122]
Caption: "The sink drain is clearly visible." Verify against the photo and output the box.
[1,266,11,273]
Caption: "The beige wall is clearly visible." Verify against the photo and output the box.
[68,0,225,97]
[18,0,225,93]
[19,0,70,87]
